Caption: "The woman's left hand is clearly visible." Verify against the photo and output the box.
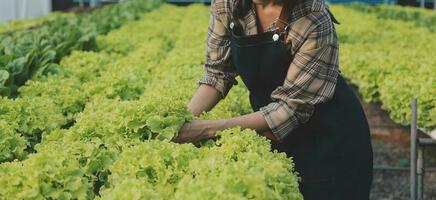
[173,120,222,143]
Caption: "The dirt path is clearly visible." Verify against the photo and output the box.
[351,84,436,199]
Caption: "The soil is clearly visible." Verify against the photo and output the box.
[371,138,436,200]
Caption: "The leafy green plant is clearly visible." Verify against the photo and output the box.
[0,142,95,199]
[0,96,66,149]
[99,129,302,200]
[0,120,27,162]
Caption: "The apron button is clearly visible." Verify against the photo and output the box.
[230,22,235,29]
[272,33,279,41]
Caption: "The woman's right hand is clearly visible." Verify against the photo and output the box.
[172,120,221,143]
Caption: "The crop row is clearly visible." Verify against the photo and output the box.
[347,4,436,32]
[0,12,71,34]
[331,5,435,130]
[0,5,302,199]
[0,0,162,97]
[0,4,185,162]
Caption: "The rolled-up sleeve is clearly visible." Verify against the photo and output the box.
[199,1,237,98]
[260,11,340,141]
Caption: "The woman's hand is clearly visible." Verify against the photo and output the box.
[173,120,223,143]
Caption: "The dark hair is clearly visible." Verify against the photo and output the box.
[232,0,253,20]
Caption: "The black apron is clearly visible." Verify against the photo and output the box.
[229,9,373,200]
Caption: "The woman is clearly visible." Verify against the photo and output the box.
[174,0,373,199]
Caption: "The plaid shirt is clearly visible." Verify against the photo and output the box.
[199,0,340,141]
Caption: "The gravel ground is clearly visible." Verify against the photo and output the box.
[371,138,436,200]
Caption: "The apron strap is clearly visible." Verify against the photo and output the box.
[276,3,290,31]
[275,1,298,42]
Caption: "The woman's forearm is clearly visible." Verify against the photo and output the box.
[216,112,270,133]
[215,112,277,140]
[187,84,222,116]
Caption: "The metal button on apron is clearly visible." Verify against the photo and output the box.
[272,33,279,41]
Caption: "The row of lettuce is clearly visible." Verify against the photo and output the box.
[331,5,435,131]
[0,5,302,199]
[0,0,162,97]
[0,2,183,163]
[0,12,71,34]
[348,4,436,32]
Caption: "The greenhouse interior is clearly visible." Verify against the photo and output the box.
[0,0,435,199]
